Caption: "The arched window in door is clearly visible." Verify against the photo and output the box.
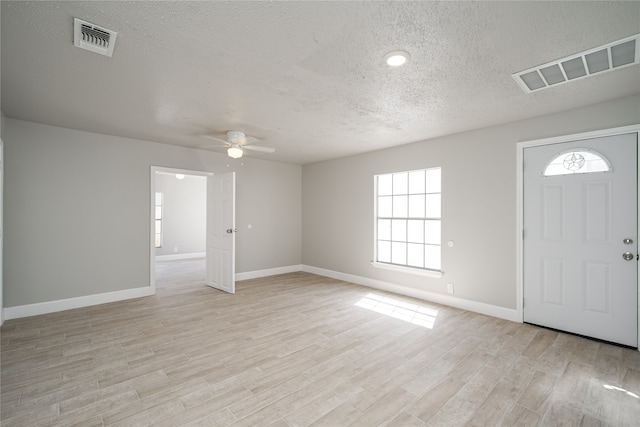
[543,148,611,176]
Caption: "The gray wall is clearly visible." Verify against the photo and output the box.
[302,95,640,310]
[4,95,638,310]
[154,173,206,257]
[4,118,301,307]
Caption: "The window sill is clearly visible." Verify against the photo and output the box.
[371,262,443,279]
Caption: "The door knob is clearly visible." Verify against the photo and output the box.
[623,238,633,245]
[622,252,634,261]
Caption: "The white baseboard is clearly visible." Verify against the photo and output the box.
[302,265,520,322]
[3,286,155,321]
[156,252,205,261]
[236,264,303,281]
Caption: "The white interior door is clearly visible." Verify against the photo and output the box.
[206,172,236,294]
[524,133,638,347]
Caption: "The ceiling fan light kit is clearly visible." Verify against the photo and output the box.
[227,146,243,159]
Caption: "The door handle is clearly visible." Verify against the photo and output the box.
[226,228,238,234]
[622,252,634,261]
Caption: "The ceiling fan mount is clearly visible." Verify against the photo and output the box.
[199,130,276,159]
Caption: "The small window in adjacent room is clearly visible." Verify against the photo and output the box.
[543,149,611,176]
[155,192,163,248]
[374,168,442,272]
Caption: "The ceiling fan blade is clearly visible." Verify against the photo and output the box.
[199,134,230,146]
[195,144,228,151]
[243,145,276,153]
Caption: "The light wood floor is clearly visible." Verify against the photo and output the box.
[2,260,640,426]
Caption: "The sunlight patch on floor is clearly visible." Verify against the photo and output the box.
[604,384,639,399]
[355,293,438,329]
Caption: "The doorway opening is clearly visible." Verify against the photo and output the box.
[150,166,237,295]
[150,167,210,293]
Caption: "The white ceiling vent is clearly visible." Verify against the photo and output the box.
[513,34,640,93]
[73,18,118,57]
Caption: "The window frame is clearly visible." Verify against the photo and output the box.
[372,167,443,279]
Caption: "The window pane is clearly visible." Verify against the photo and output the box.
[425,245,441,270]
[155,206,162,220]
[583,160,609,173]
[378,241,391,263]
[424,220,441,245]
[408,170,425,194]
[407,220,424,243]
[155,235,162,248]
[155,192,163,205]
[393,172,408,195]
[425,168,441,193]
[378,219,391,241]
[425,194,441,218]
[393,195,408,218]
[155,220,162,233]
[408,194,425,218]
[544,163,567,176]
[391,242,407,265]
[378,196,392,217]
[407,243,424,268]
[378,174,393,196]
[544,150,611,176]
[391,219,407,242]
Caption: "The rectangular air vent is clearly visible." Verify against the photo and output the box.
[513,34,640,93]
[73,18,117,57]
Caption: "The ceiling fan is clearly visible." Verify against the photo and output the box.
[200,130,276,159]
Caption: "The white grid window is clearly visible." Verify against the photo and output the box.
[155,192,163,248]
[375,168,441,271]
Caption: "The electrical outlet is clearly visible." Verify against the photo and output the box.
[447,283,454,294]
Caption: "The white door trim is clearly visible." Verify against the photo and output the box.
[150,166,213,295]
[516,124,640,349]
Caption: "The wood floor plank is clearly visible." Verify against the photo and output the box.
[282,380,363,426]
[501,404,542,426]
[406,377,467,423]
[420,382,488,426]
[2,261,640,426]
[465,380,521,426]
[309,402,362,427]
[516,370,556,413]
[347,385,415,426]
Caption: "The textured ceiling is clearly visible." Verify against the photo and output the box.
[2,1,640,164]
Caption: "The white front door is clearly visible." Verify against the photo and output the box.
[206,172,236,294]
[524,133,638,347]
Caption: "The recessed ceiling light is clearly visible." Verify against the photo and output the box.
[384,50,410,67]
